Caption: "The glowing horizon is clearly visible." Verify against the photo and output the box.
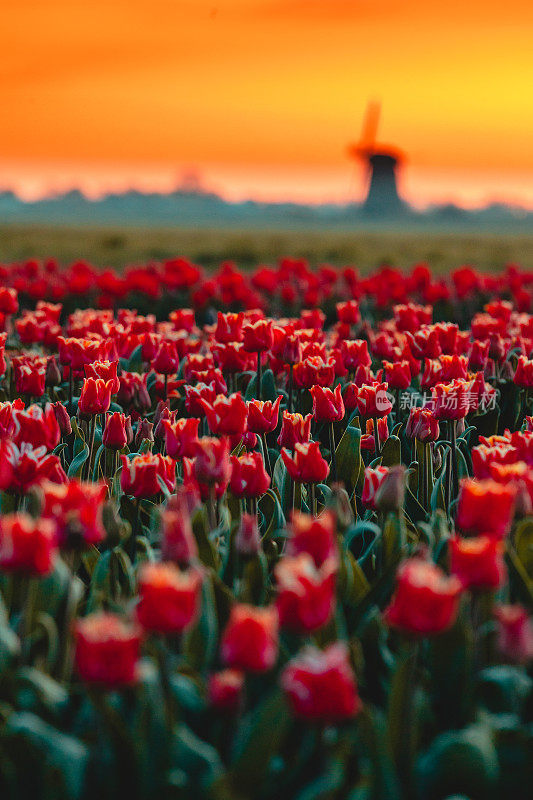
[2,1,533,208]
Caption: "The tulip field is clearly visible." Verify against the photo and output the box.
[0,256,531,799]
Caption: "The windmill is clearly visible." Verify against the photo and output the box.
[349,102,405,217]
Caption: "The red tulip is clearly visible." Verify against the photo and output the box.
[3,442,66,494]
[12,403,60,451]
[214,311,244,343]
[242,319,273,353]
[221,604,278,673]
[336,300,360,325]
[361,416,389,451]
[136,562,202,634]
[340,339,371,371]
[362,466,389,509]
[194,436,231,486]
[431,380,469,421]
[52,401,72,437]
[78,378,114,416]
[277,411,312,450]
[281,334,303,365]
[0,287,18,315]
[468,339,490,372]
[449,535,505,591]
[384,558,462,635]
[287,509,336,567]
[405,327,442,359]
[0,399,23,439]
[514,355,533,388]
[293,356,335,389]
[235,513,261,556]
[230,452,270,498]
[120,453,175,498]
[213,342,254,374]
[163,417,200,460]
[383,360,411,391]
[161,494,198,564]
[183,381,215,417]
[41,479,107,548]
[201,393,248,437]
[0,513,56,575]
[58,337,104,372]
[12,355,47,397]
[208,669,244,712]
[281,442,329,484]
[275,554,337,633]
[281,642,361,721]
[310,383,345,423]
[74,613,142,687]
[393,302,432,332]
[103,412,131,450]
[247,396,282,434]
[84,360,120,394]
[355,382,393,418]
[405,407,439,442]
[152,340,179,375]
[493,605,533,663]
[456,478,516,539]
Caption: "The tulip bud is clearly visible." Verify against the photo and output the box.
[493,604,533,663]
[161,501,198,565]
[135,418,154,450]
[45,356,62,387]
[208,669,244,712]
[52,401,72,437]
[235,513,261,556]
[103,412,130,451]
[282,335,303,365]
[375,465,406,513]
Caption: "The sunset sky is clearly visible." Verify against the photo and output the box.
[1,0,533,206]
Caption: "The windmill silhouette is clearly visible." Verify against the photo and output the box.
[349,103,405,217]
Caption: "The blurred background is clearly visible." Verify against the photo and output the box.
[1,0,532,269]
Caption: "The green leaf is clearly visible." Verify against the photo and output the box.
[338,550,371,607]
[172,722,224,791]
[91,444,105,482]
[258,488,285,539]
[416,724,499,800]
[230,689,291,795]
[380,435,401,467]
[335,425,363,495]
[182,574,219,672]
[382,512,406,566]
[4,711,89,800]
[0,619,20,677]
[514,519,533,580]
[191,507,220,571]
[67,443,89,478]
[15,666,68,715]
[245,368,277,402]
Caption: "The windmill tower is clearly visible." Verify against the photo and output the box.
[349,103,405,217]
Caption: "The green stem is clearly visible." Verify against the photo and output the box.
[262,433,272,477]
[288,364,294,413]
[256,352,262,401]
[373,416,381,458]
[329,422,337,482]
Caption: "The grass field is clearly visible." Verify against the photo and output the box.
[0,223,532,271]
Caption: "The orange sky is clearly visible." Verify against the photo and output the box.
[1,0,533,206]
